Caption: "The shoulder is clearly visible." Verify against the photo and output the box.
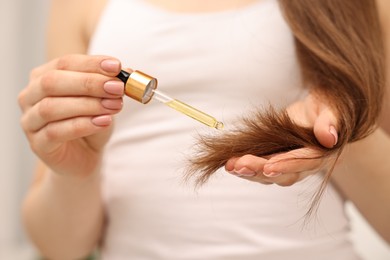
[377,0,390,31]
[376,0,390,133]
[47,0,107,58]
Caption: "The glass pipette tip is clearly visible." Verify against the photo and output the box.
[152,90,224,130]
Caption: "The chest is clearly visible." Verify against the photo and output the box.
[143,0,261,13]
[89,0,302,110]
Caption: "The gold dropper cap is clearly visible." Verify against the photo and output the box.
[118,70,157,104]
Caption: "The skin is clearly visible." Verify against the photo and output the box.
[18,0,390,258]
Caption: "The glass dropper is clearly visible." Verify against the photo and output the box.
[117,70,224,130]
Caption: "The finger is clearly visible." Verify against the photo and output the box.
[238,175,274,185]
[238,170,302,186]
[225,157,239,172]
[29,115,113,155]
[22,71,124,109]
[21,97,123,132]
[20,54,125,111]
[287,100,312,127]
[227,154,305,186]
[30,55,122,78]
[271,172,301,187]
[313,105,338,148]
[263,147,325,175]
[229,154,267,175]
[225,154,269,184]
[245,171,307,186]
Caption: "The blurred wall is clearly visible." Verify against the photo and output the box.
[0,0,49,258]
[0,0,388,259]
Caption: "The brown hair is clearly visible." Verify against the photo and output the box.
[186,0,385,214]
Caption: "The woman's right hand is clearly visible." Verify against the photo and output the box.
[18,54,125,177]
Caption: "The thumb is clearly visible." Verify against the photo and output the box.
[313,107,338,148]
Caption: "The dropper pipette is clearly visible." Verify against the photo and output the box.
[117,70,224,130]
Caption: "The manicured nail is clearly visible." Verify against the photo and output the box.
[263,172,282,178]
[101,59,120,73]
[92,115,112,126]
[101,98,123,110]
[103,81,124,95]
[228,171,240,176]
[329,125,338,146]
[235,167,257,177]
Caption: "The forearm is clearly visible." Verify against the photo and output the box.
[331,128,390,243]
[22,167,104,260]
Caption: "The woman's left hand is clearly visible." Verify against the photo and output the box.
[225,93,339,186]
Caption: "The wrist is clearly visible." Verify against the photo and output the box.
[44,165,102,192]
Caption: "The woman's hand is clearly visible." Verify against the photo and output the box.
[225,93,339,186]
[18,54,125,177]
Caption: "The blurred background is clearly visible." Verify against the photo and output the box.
[0,0,48,258]
[0,0,389,259]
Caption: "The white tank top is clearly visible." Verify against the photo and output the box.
[88,0,361,259]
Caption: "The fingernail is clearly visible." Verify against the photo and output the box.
[101,59,120,73]
[92,115,112,126]
[235,167,257,177]
[228,171,241,176]
[329,125,338,146]
[263,172,282,178]
[103,81,124,95]
[101,98,123,110]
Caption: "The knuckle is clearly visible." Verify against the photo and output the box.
[56,55,72,70]
[240,154,254,161]
[29,67,41,80]
[40,71,57,94]
[19,115,29,132]
[276,174,299,187]
[44,123,59,142]
[83,74,97,93]
[18,79,36,108]
[277,181,295,187]
[17,90,27,108]
[29,138,41,155]
[38,98,54,121]
[70,119,88,136]
[254,178,273,185]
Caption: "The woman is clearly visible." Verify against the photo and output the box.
[18,0,390,259]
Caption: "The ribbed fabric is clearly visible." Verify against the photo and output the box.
[88,0,360,259]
